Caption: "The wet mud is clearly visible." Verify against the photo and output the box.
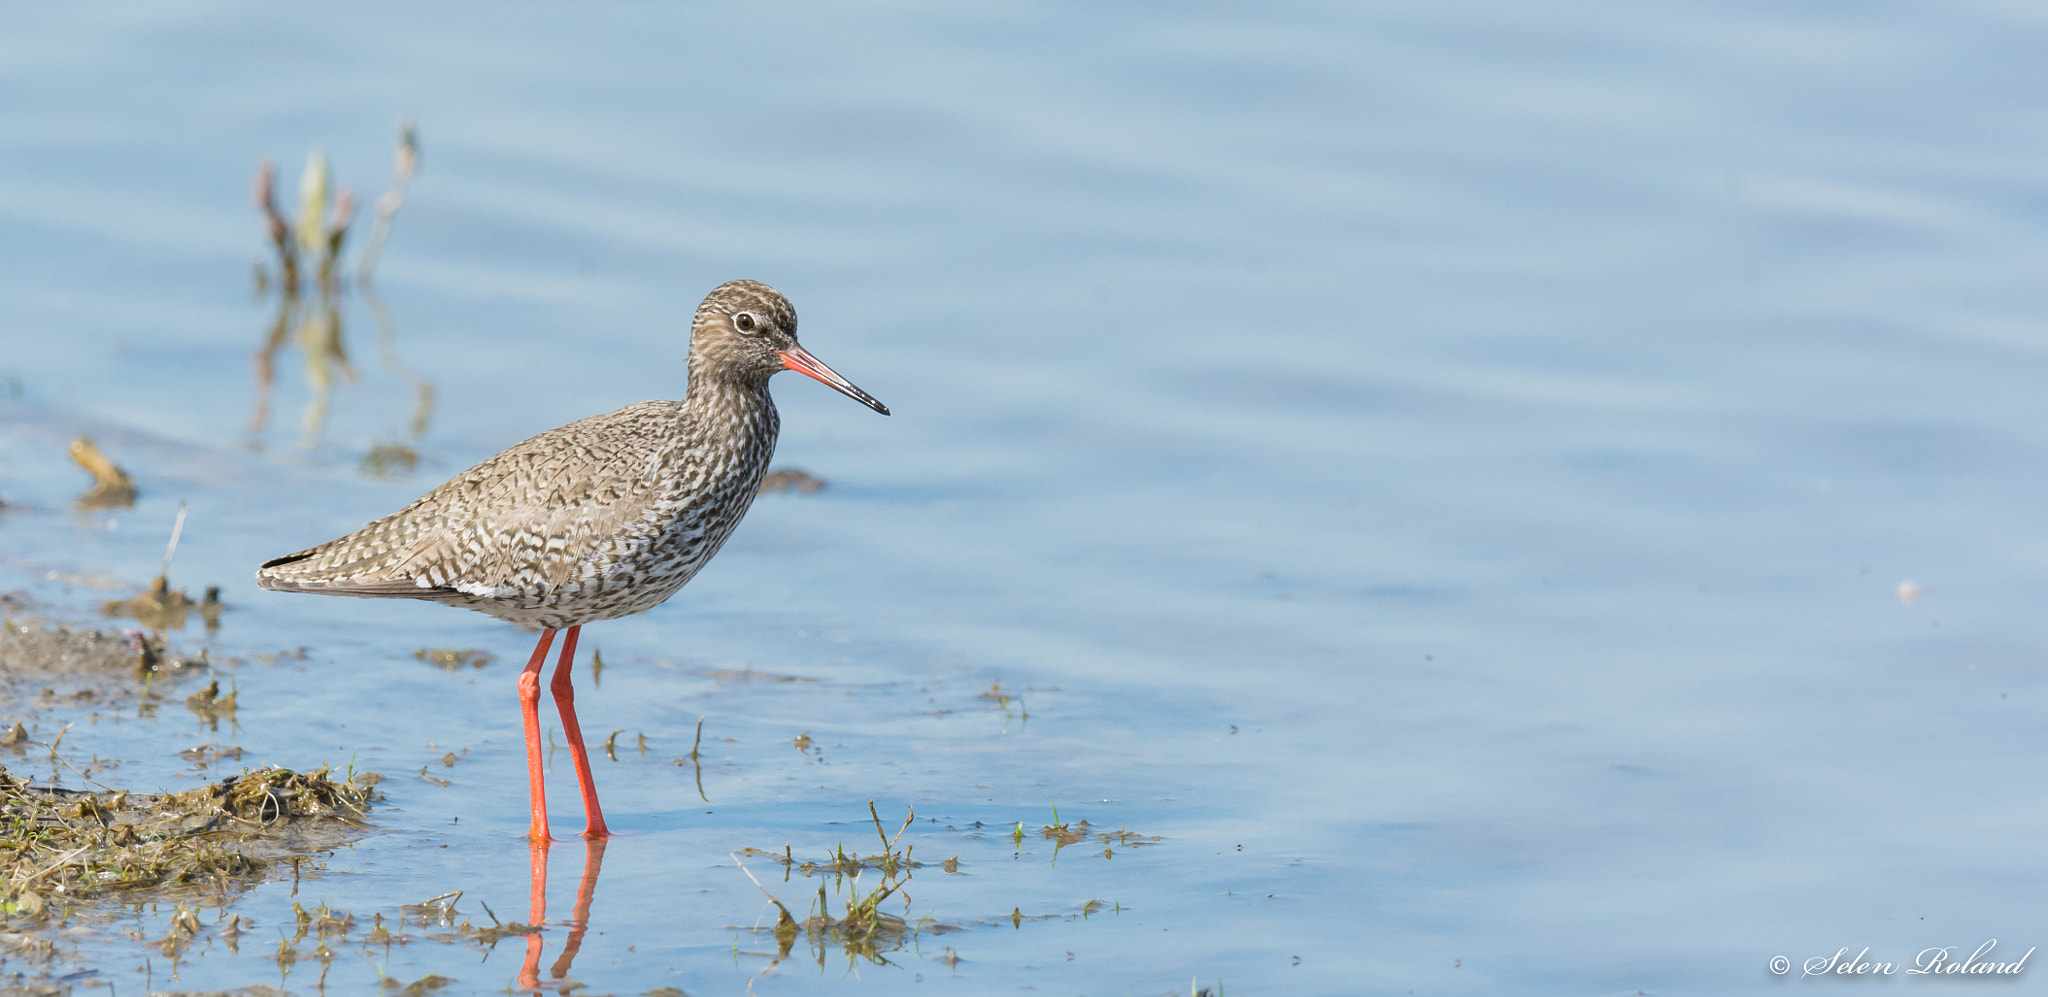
[0,754,376,989]
[0,599,385,988]
[0,603,202,711]
[101,577,224,636]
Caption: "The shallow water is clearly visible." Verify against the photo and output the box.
[4,1,2048,993]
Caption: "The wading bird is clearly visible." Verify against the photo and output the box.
[256,280,888,839]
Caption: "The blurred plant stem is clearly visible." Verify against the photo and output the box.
[249,122,432,458]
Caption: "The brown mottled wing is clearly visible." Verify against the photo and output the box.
[256,402,684,600]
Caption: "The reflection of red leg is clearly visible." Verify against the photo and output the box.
[518,837,550,990]
[549,626,611,839]
[520,629,559,842]
[549,837,607,979]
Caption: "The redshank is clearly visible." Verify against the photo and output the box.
[256,280,887,840]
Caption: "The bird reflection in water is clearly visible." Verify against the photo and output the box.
[516,836,608,991]
[248,122,433,467]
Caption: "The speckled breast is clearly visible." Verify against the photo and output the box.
[452,412,778,631]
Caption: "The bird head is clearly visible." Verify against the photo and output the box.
[690,280,889,415]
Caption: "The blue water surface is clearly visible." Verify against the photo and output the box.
[3,2,2048,994]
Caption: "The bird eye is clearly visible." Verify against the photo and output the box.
[734,311,759,333]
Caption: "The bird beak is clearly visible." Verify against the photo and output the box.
[778,345,890,415]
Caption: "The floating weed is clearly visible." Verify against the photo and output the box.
[311,900,355,939]
[463,897,540,946]
[732,802,947,974]
[410,648,494,671]
[979,680,1029,729]
[964,808,1168,866]
[45,889,504,991]
[758,467,827,495]
[399,890,462,927]
[396,973,456,995]
[963,900,1128,931]
[183,676,238,729]
[90,893,481,990]
[1037,814,1161,862]
[359,442,419,479]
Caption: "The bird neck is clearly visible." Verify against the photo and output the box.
[682,366,779,434]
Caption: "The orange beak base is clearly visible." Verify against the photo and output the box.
[778,345,890,415]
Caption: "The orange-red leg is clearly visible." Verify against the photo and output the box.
[549,625,611,839]
[520,628,559,842]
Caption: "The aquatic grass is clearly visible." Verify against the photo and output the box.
[979,680,1029,728]
[733,801,932,972]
